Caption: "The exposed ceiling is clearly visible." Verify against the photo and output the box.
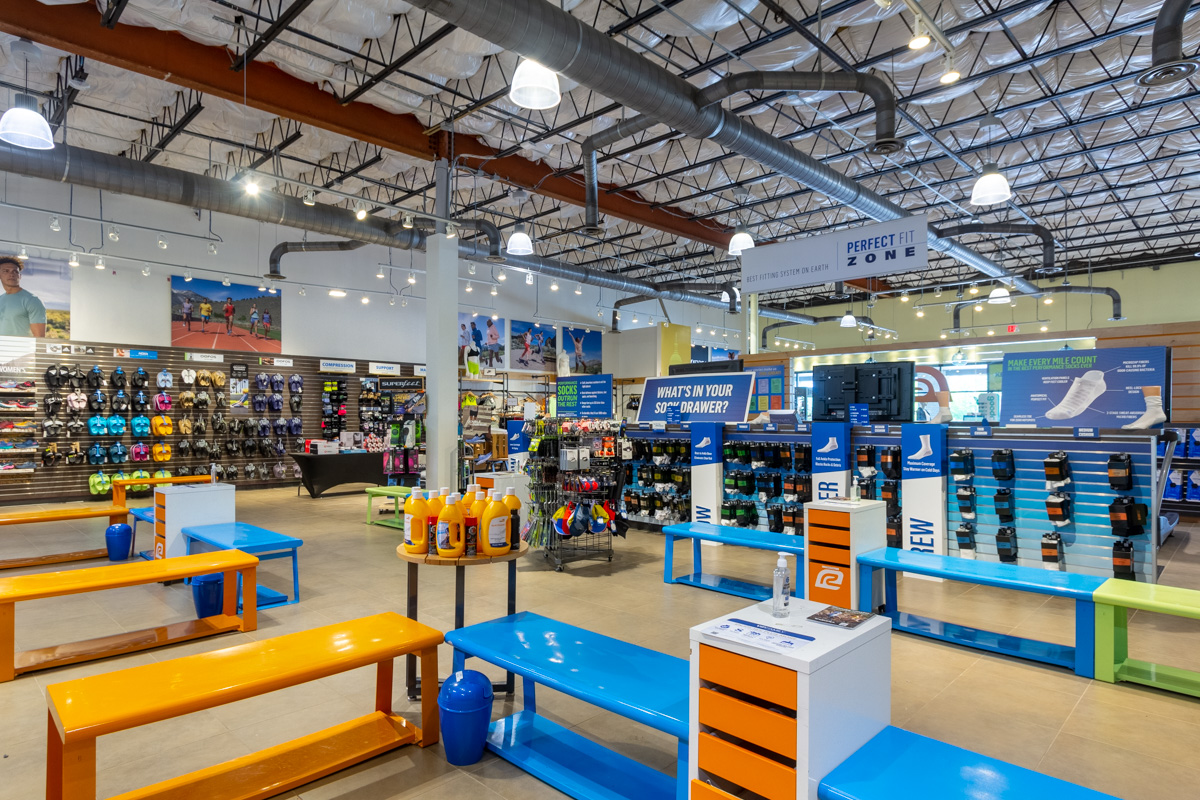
[0,0,1197,310]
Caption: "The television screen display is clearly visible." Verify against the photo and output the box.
[813,362,915,422]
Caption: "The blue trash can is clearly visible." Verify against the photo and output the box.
[438,669,494,765]
[104,523,134,561]
[191,573,224,618]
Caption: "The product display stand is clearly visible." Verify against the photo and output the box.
[545,427,616,571]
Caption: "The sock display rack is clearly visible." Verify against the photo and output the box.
[850,435,906,547]
[1158,427,1200,516]
[719,429,813,535]
[623,429,692,529]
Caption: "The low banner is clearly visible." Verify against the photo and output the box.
[811,421,851,500]
[901,423,947,557]
[637,373,755,424]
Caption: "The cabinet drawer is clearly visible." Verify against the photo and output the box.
[699,645,797,710]
[699,687,796,759]
[698,732,797,800]
[807,508,849,530]
[691,780,741,800]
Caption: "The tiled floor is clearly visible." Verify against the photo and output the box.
[1,487,1199,799]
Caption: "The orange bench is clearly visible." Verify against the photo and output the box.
[111,474,213,509]
[46,612,442,800]
[0,550,257,682]
[0,506,129,571]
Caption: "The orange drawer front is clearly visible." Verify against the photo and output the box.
[699,645,796,710]
[698,732,797,800]
[808,523,851,548]
[808,542,851,567]
[691,779,742,800]
[699,687,796,759]
[807,508,849,530]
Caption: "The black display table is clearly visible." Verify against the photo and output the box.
[290,451,406,498]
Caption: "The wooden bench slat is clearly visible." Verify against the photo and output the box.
[49,612,443,742]
[857,546,1106,599]
[0,506,126,526]
[0,551,258,603]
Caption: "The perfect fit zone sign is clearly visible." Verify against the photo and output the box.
[740,215,928,295]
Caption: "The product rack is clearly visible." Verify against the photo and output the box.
[522,418,561,551]
[720,429,813,536]
[543,429,617,571]
[1156,427,1200,520]
[623,429,692,529]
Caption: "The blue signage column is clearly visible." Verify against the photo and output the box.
[690,422,724,525]
[900,423,947,557]
[811,422,852,500]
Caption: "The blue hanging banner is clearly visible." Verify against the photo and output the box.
[637,372,755,424]
[556,374,613,418]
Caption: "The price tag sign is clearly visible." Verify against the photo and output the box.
[1074,427,1100,439]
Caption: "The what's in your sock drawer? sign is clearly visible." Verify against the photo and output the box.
[1001,347,1169,429]
[637,373,755,423]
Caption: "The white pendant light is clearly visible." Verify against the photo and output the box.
[0,93,54,150]
[728,223,754,256]
[970,162,1012,206]
[908,20,931,50]
[509,59,561,110]
[839,310,857,328]
[507,223,534,256]
[987,284,1011,304]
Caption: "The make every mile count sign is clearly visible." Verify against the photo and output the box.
[740,215,928,295]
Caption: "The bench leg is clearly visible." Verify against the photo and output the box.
[0,602,13,683]
[692,537,703,577]
[1074,599,1096,679]
[46,712,95,800]
[1095,602,1124,683]
[418,645,439,747]
[376,659,394,715]
[232,566,257,633]
[291,549,301,604]
[884,568,898,617]
[663,535,674,584]
[857,563,873,613]
[522,676,537,713]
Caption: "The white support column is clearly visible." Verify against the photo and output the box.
[424,159,459,491]
[747,293,759,355]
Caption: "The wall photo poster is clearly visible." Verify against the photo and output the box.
[458,312,506,374]
[710,347,740,361]
[0,255,71,339]
[562,326,603,375]
[510,319,556,372]
[171,277,282,353]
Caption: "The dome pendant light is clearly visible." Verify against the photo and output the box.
[971,162,1013,206]
[986,284,1012,304]
[728,223,755,256]
[509,59,561,110]
[0,93,54,150]
[839,310,857,328]
[507,222,534,256]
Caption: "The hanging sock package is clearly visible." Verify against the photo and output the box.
[880,445,902,480]
[792,442,811,473]
[995,527,1019,563]
[858,477,876,500]
[1107,453,1133,491]
[1043,451,1071,489]
[880,480,900,515]
[886,514,903,549]
[1109,496,1149,535]
[1112,539,1135,580]
[956,523,977,559]
[766,503,784,533]
[949,449,975,483]
[856,445,876,479]
[1046,492,1072,527]
[992,449,1016,481]
[956,486,976,520]
[994,488,1015,523]
[1041,532,1062,570]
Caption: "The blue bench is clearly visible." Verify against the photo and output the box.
[446,611,689,800]
[182,522,304,610]
[819,725,1118,799]
[129,507,155,558]
[856,547,1106,678]
[662,522,805,601]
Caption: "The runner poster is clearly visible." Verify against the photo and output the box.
[562,326,603,375]
[170,277,281,353]
[510,319,555,372]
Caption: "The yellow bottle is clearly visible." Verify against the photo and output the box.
[436,492,466,557]
[502,487,522,550]
[403,489,430,554]
[425,488,450,554]
[464,491,487,557]
[479,493,512,556]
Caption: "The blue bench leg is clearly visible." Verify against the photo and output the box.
[291,549,300,603]
[1074,599,1096,679]
[453,648,467,672]
[676,738,688,800]
[523,676,537,713]
[884,568,898,618]
[692,537,702,578]
[857,562,874,613]
[663,535,674,584]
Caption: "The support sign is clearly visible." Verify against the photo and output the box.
[901,423,947,559]
[740,215,927,294]
[811,421,851,500]
[637,373,755,424]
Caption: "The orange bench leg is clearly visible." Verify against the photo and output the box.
[0,603,13,683]
[45,712,96,800]
[376,659,394,716]
[418,645,439,747]
[226,566,257,633]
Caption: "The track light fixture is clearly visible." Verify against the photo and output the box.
[183,269,192,281]
[402,212,414,229]
[465,281,473,293]
[142,264,151,277]
[328,288,346,297]
[107,225,119,242]
[68,252,79,267]
[16,246,28,261]
[408,271,417,285]
[497,269,506,281]
[49,215,61,232]
[209,242,218,255]
[361,295,370,304]
[222,277,231,287]
[157,234,168,250]
[95,256,106,270]
[244,179,259,196]
[550,280,559,291]
[355,203,368,221]
[302,191,316,206]
[525,272,534,285]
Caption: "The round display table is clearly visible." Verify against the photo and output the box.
[396,541,528,699]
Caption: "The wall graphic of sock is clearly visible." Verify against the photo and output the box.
[817,437,838,453]
[1045,370,1107,420]
[928,407,952,424]
[911,435,933,459]
[1121,394,1167,429]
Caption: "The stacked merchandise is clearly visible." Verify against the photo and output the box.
[0,377,39,477]
[721,437,810,534]
[623,434,691,527]
[1159,428,1200,509]
[860,444,903,547]
[357,379,388,438]
[321,379,348,440]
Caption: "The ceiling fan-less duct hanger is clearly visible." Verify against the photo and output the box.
[581,71,903,235]
[404,0,1036,295]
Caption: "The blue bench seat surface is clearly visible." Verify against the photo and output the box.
[662,522,805,553]
[445,611,689,740]
[129,507,155,522]
[819,726,1120,800]
[858,547,1106,600]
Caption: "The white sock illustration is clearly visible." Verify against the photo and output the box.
[817,437,838,453]
[912,434,933,459]
[928,407,952,424]
[1170,469,1183,487]
[1121,394,1167,429]
[1045,370,1107,420]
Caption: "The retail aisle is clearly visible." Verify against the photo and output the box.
[0,488,1196,799]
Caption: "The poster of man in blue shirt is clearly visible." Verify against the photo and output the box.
[0,255,47,338]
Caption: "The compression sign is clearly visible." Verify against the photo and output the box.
[638,373,755,424]
[740,215,928,295]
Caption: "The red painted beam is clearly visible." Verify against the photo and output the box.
[0,0,729,249]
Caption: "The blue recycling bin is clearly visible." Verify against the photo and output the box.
[191,573,224,618]
[104,523,133,561]
[437,669,494,765]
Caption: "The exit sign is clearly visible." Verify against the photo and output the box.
[1007,324,1019,333]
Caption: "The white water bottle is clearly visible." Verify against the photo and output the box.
[772,552,790,619]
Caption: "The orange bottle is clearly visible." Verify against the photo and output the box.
[403,489,431,554]
[436,492,466,557]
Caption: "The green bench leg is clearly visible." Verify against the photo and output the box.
[366,494,374,525]
[1094,602,1127,683]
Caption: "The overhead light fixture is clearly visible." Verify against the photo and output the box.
[467,262,476,276]
[939,332,947,339]
[302,191,316,206]
[648,316,654,325]
[328,288,346,297]
[909,20,931,50]
[1043,295,1053,305]
[157,234,168,250]
[728,223,755,256]
[916,308,925,317]
[497,269,506,281]
[355,203,368,221]
[956,287,964,299]
[492,313,499,321]
[67,252,79,267]
[632,315,638,324]
[361,295,370,304]
[939,54,961,84]
[16,245,28,261]
[696,323,703,333]
[934,287,943,298]
[471,311,478,318]
[208,242,218,255]
[597,309,603,318]
[402,213,414,229]
[1062,275,1071,287]
[867,295,876,309]
[507,223,534,256]
[95,256,106,270]
[407,271,417,285]
[550,280,559,292]
[1041,325,1049,332]
[525,272,534,285]
[575,284,583,295]
[509,59,561,110]
[974,303,983,313]
[268,284,277,295]
[222,277,231,287]
[969,283,979,294]
[952,349,966,363]
[839,310,857,328]
[401,297,408,307]
[970,162,1013,206]
[376,266,386,279]
[465,281,473,293]
[445,222,457,239]
[142,264,151,276]
[774,339,781,347]
[244,179,260,196]
[258,280,266,292]
[0,93,54,150]
[183,269,192,281]
[987,284,1011,304]
[107,225,120,242]
[900,290,910,302]
[490,284,498,296]
[389,296,396,306]
[885,332,892,339]
[298,286,307,296]
[987,329,995,336]
[49,215,61,232]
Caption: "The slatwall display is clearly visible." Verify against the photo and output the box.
[720,429,813,534]
[2,338,419,504]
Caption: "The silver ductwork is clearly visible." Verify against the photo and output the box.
[1138,0,1198,86]
[935,222,1056,275]
[410,0,1038,295]
[267,239,371,280]
[950,285,1123,330]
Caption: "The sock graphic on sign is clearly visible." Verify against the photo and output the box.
[817,437,838,453]
[1045,370,1107,420]
[1121,394,1166,430]
[912,434,933,460]
[929,407,953,424]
